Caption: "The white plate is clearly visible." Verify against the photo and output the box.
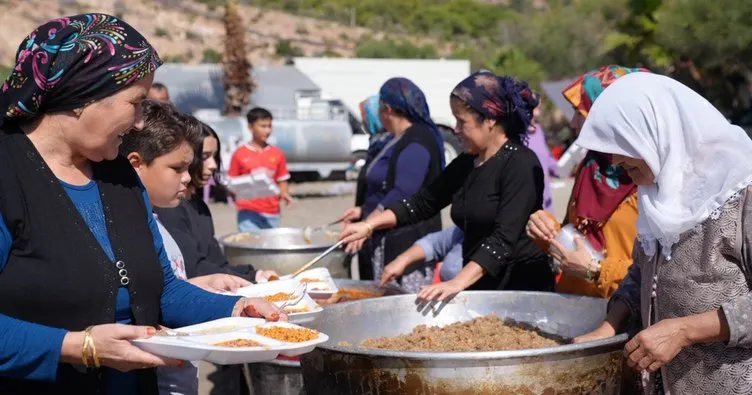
[182,332,284,364]
[132,335,212,361]
[132,318,328,364]
[252,322,329,357]
[214,285,323,324]
[159,317,265,336]
[282,268,339,298]
[229,279,300,298]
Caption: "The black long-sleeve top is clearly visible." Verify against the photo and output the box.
[389,141,553,290]
[154,194,258,281]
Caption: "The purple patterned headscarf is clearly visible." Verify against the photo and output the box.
[451,71,538,143]
[379,77,445,167]
[0,13,162,128]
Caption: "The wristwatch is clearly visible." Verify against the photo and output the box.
[585,257,602,282]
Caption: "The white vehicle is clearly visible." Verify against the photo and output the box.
[156,60,472,180]
[293,57,471,167]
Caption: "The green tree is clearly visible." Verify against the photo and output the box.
[355,39,438,59]
[505,1,627,79]
[275,40,304,58]
[255,0,513,41]
[488,47,546,90]
[202,49,223,63]
[654,0,752,115]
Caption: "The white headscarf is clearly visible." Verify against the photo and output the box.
[575,72,752,258]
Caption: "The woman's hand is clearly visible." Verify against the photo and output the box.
[548,238,596,279]
[232,297,288,322]
[189,274,251,293]
[344,238,366,255]
[573,321,617,344]
[417,278,466,302]
[380,257,411,287]
[61,324,182,371]
[526,210,559,242]
[255,270,279,283]
[341,206,363,224]
[340,221,373,254]
[340,221,372,243]
[624,318,690,373]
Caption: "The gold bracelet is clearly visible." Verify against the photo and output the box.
[84,326,100,369]
[81,331,90,369]
[364,222,374,238]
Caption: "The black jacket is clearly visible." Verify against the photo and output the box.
[390,141,555,291]
[155,194,258,281]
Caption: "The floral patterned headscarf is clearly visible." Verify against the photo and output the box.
[563,64,649,118]
[0,13,162,128]
[563,65,649,250]
[451,71,538,144]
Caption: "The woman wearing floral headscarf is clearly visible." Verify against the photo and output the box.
[341,79,444,293]
[0,14,283,394]
[527,65,649,298]
[342,71,555,300]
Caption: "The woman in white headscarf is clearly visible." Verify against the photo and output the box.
[573,72,752,394]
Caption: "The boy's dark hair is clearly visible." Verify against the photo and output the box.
[119,100,202,165]
[150,82,168,91]
[246,107,273,125]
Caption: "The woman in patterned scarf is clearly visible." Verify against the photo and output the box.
[526,65,649,299]
[342,71,554,298]
[0,14,283,394]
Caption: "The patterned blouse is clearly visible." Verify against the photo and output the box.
[612,187,752,394]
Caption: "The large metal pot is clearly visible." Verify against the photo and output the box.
[221,228,349,278]
[301,291,629,395]
[248,280,407,395]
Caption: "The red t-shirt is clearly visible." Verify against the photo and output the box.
[228,144,290,215]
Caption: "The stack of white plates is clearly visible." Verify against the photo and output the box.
[132,317,328,364]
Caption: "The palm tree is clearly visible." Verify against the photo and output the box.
[222,0,255,116]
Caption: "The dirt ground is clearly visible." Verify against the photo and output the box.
[199,179,573,394]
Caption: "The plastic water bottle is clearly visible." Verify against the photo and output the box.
[555,224,604,261]
[556,143,588,177]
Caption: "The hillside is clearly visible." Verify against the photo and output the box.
[0,0,449,68]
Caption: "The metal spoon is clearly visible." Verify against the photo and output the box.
[302,219,344,244]
[279,283,308,310]
[290,239,346,278]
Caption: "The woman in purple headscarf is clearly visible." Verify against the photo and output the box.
[0,14,283,394]
[340,78,445,293]
[342,71,555,299]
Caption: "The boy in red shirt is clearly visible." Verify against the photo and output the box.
[229,107,293,231]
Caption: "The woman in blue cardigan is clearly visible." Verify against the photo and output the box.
[0,14,284,394]
[341,78,445,293]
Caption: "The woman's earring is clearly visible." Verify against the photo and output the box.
[73,108,84,117]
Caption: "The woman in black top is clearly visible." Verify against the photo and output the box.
[341,71,555,300]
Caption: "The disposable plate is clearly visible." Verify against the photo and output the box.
[221,282,323,324]
[131,318,328,364]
